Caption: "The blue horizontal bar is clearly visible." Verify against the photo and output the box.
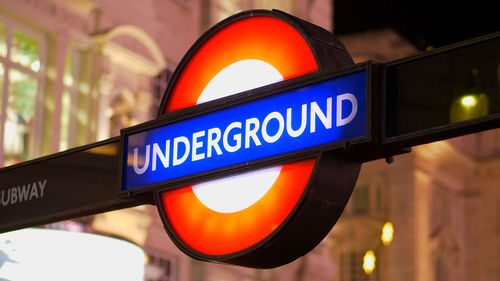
[123,70,366,191]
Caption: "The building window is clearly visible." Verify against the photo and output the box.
[352,184,370,215]
[0,16,46,166]
[346,180,388,216]
[145,251,177,281]
[431,186,450,234]
[0,24,8,57]
[59,49,81,151]
[341,251,379,281]
[374,183,383,212]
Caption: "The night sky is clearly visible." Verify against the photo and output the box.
[333,0,500,50]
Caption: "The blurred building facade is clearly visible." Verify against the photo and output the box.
[0,1,499,281]
[335,28,500,281]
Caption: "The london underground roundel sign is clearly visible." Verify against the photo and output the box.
[155,10,360,268]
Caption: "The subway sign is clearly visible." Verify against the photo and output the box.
[120,10,365,268]
[123,70,366,191]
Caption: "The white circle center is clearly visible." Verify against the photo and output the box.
[192,59,284,213]
[197,59,284,104]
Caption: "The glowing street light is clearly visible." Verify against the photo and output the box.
[381,221,394,246]
[363,250,376,274]
[460,95,478,108]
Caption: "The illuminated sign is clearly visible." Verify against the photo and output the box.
[155,14,330,262]
[131,10,363,268]
[123,70,366,191]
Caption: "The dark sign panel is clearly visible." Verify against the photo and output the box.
[385,33,500,147]
[0,138,146,233]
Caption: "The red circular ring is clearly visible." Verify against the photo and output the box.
[160,15,319,256]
